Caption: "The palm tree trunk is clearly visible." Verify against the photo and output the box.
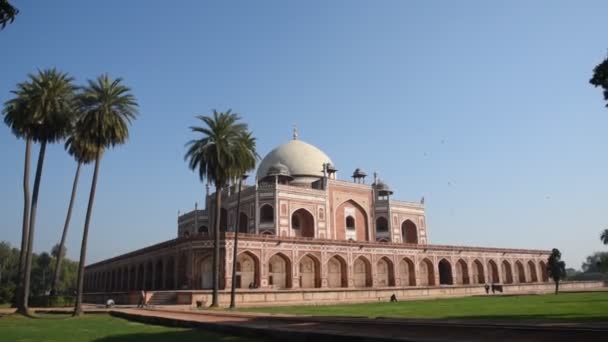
[229,179,243,309]
[16,138,32,310]
[51,162,82,296]
[211,186,222,307]
[19,141,47,315]
[74,153,101,316]
[555,280,559,295]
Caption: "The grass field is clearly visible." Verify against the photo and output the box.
[0,313,265,342]
[240,292,608,322]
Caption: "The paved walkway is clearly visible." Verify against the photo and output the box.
[112,307,608,342]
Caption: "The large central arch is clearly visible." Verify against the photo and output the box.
[336,200,369,241]
[292,208,315,238]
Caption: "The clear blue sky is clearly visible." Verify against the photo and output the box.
[1,1,607,269]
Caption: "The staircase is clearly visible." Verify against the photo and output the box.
[147,291,177,305]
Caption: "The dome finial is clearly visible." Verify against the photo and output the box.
[293,124,298,140]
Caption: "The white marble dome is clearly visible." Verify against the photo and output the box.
[257,139,333,180]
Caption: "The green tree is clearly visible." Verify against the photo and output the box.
[4,69,76,315]
[50,130,98,296]
[37,252,52,293]
[547,248,567,295]
[590,57,608,108]
[601,229,608,245]
[0,0,18,29]
[72,74,138,316]
[185,110,249,307]
[230,131,258,309]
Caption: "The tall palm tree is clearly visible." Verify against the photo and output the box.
[230,131,257,309]
[73,74,138,316]
[601,229,608,246]
[0,0,19,30]
[50,129,98,296]
[185,110,249,307]
[5,69,76,315]
[3,79,35,311]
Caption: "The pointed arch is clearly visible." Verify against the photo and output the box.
[298,253,321,288]
[268,252,292,289]
[327,255,348,288]
[376,217,388,233]
[236,251,260,288]
[515,260,526,283]
[472,259,485,284]
[291,208,315,238]
[195,254,213,289]
[376,256,395,287]
[336,199,369,241]
[401,220,418,244]
[353,256,372,287]
[487,259,499,283]
[239,212,249,233]
[501,260,514,284]
[419,258,435,286]
[399,257,416,286]
[439,258,453,285]
[454,259,470,285]
[539,260,549,282]
[260,204,274,223]
[528,260,538,282]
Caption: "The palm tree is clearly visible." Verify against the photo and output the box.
[590,56,608,108]
[230,131,257,309]
[4,69,76,315]
[0,0,19,30]
[185,110,249,307]
[73,74,138,316]
[3,79,34,311]
[50,130,98,296]
[601,229,608,246]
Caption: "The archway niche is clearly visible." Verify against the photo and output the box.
[454,259,470,285]
[155,259,163,290]
[236,252,259,288]
[260,204,274,223]
[376,217,388,233]
[239,212,249,233]
[472,260,485,284]
[166,256,175,290]
[515,261,526,283]
[487,260,499,283]
[502,260,514,284]
[439,259,453,285]
[419,258,435,286]
[292,208,314,238]
[129,267,136,290]
[327,255,348,288]
[177,253,188,289]
[528,260,538,282]
[299,254,321,288]
[268,253,292,289]
[539,261,549,282]
[353,256,372,288]
[376,257,395,287]
[145,262,153,290]
[401,220,418,244]
[399,257,416,286]
[199,256,212,289]
[137,264,144,290]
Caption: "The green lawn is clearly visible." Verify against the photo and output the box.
[0,313,265,342]
[240,292,608,322]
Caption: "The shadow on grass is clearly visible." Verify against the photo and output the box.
[438,313,608,322]
[93,330,250,342]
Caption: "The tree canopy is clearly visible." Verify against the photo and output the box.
[590,57,608,108]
